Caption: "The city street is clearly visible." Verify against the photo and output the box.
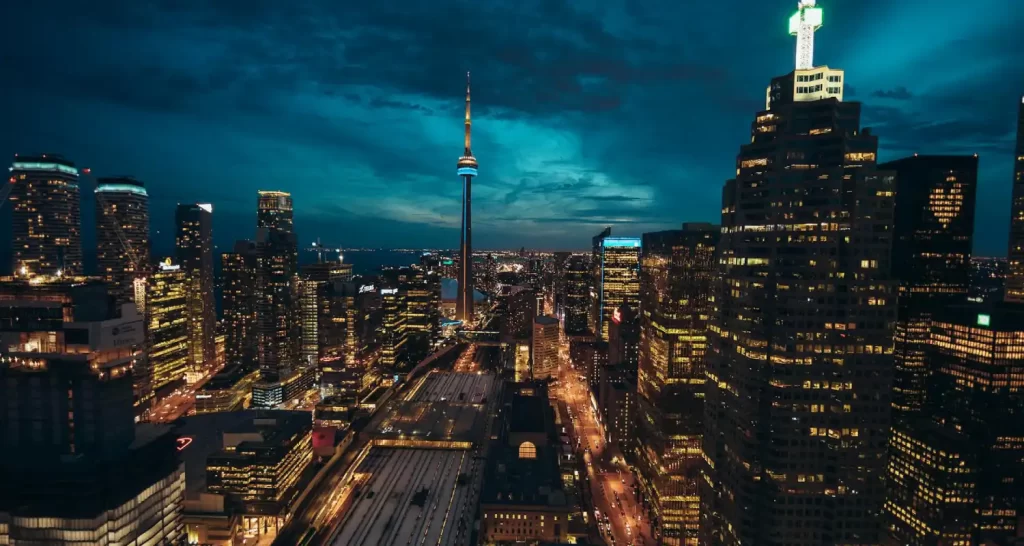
[554,351,653,546]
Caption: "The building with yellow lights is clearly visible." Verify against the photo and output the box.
[148,259,190,395]
[9,154,83,277]
[637,224,718,545]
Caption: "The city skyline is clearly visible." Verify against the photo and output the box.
[3,1,1022,253]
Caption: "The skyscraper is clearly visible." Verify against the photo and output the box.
[596,237,641,340]
[9,154,82,276]
[881,155,977,415]
[257,190,294,233]
[175,203,215,371]
[637,224,718,544]
[531,315,559,380]
[590,227,612,334]
[147,259,190,393]
[564,255,590,336]
[256,225,299,383]
[456,72,478,323]
[702,5,897,542]
[1006,98,1024,302]
[222,240,258,369]
[885,304,1024,544]
[95,176,150,309]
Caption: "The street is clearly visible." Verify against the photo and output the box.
[554,343,654,546]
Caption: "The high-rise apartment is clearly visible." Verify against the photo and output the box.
[95,176,150,310]
[175,203,215,370]
[147,259,190,393]
[596,237,641,341]
[222,240,258,369]
[702,4,897,542]
[9,154,82,276]
[881,155,977,415]
[255,225,299,383]
[637,224,718,544]
[1005,97,1024,302]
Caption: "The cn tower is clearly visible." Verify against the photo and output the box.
[455,72,477,323]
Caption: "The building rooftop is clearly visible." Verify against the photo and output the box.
[535,315,559,327]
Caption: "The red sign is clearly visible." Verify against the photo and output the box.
[612,308,622,324]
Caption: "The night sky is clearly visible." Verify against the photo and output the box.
[4,0,1023,255]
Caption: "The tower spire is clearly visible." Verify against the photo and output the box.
[464,71,472,156]
[790,0,823,70]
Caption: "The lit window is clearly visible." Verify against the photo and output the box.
[519,441,537,459]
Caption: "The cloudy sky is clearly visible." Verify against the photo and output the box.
[3,0,1022,254]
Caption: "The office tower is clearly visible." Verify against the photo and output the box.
[608,303,640,371]
[299,277,320,368]
[9,154,82,276]
[885,304,1024,544]
[590,227,612,334]
[255,225,299,382]
[881,156,978,416]
[95,176,150,309]
[598,363,637,453]
[175,203,215,371]
[148,259,190,393]
[257,190,294,233]
[222,240,258,369]
[637,224,718,544]
[403,265,441,364]
[1006,97,1024,302]
[596,237,641,340]
[564,255,590,336]
[318,280,362,407]
[456,72,478,323]
[531,315,559,379]
[0,277,184,545]
[379,282,409,371]
[702,6,896,542]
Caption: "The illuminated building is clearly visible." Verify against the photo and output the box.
[317,281,362,400]
[380,281,409,371]
[506,287,540,339]
[9,154,82,276]
[148,259,190,393]
[299,260,356,370]
[175,203,216,371]
[886,304,1024,544]
[564,255,590,336]
[637,224,718,545]
[596,237,641,341]
[255,223,299,383]
[222,240,258,370]
[702,7,896,543]
[598,362,637,454]
[570,337,608,396]
[1006,97,1024,302]
[0,293,183,545]
[456,72,477,323]
[590,227,612,334]
[881,155,978,416]
[251,366,315,409]
[406,266,442,363]
[481,383,576,543]
[95,176,150,309]
[257,190,293,233]
[531,315,560,380]
[205,411,313,520]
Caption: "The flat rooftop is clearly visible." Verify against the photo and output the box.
[330,447,482,546]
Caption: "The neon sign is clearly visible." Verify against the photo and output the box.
[176,437,193,451]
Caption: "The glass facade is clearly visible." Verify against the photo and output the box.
[175,204,216,371]
[598,238,641,341]
[95,177,150,309]
[1005,99,1024,302]
[147,262,189,393]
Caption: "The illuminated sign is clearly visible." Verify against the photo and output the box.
[159,257,180,271]
[359,284,376,294]
[198,203,213,213]
[381,288,398,295]
[612,308,622,324]
[442,259,454,265]
[978,314,991,327]
[176,437,193,451]
[603,238,641,248]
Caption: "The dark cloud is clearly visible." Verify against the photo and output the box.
[872,87,914,100]
[1,0,1022,253]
